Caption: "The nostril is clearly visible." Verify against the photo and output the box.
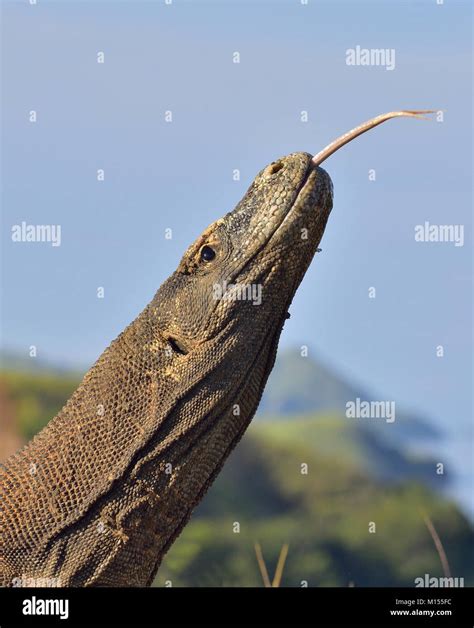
[265,161,284,176]
[270,161,284,174]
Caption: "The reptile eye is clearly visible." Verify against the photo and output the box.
[200,245,216,262]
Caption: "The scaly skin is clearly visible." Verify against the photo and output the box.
[1,110,431,587]
[0,153,333,587]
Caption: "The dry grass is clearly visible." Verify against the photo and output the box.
[254,543,289,587]
[253,514,453,587]
[423,513,452,578]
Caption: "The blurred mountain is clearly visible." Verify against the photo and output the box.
[258,348,441,449]
[0,348,445,481]
[0,349,85,376]
[0,351,84,442]
[157,416,473,587]
[0,369,79,442]
[1,349,469,587]
[259,347,364,415]
[251,415,443,488]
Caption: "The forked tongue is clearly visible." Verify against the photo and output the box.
[312,110,435,166]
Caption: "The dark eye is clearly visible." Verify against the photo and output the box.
[200,245,216,262]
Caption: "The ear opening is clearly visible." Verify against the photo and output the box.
[167,336,189,356]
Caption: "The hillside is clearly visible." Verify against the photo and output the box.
[0,350,470,587]
[259,348,441,449]
[156,417,473,587]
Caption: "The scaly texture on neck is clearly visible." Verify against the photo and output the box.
[1,156,333,587]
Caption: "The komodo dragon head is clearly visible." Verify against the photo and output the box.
[0,111,433,587]
[153,150,332,373]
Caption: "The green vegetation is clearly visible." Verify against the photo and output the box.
[257,348,441,446]
[156,417,473,587]
[1,371,78,441]
[1,354,472,587]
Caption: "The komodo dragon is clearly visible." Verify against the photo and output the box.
[0,111,433,587]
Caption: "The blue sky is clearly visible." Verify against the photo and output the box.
[1,0,472,506]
